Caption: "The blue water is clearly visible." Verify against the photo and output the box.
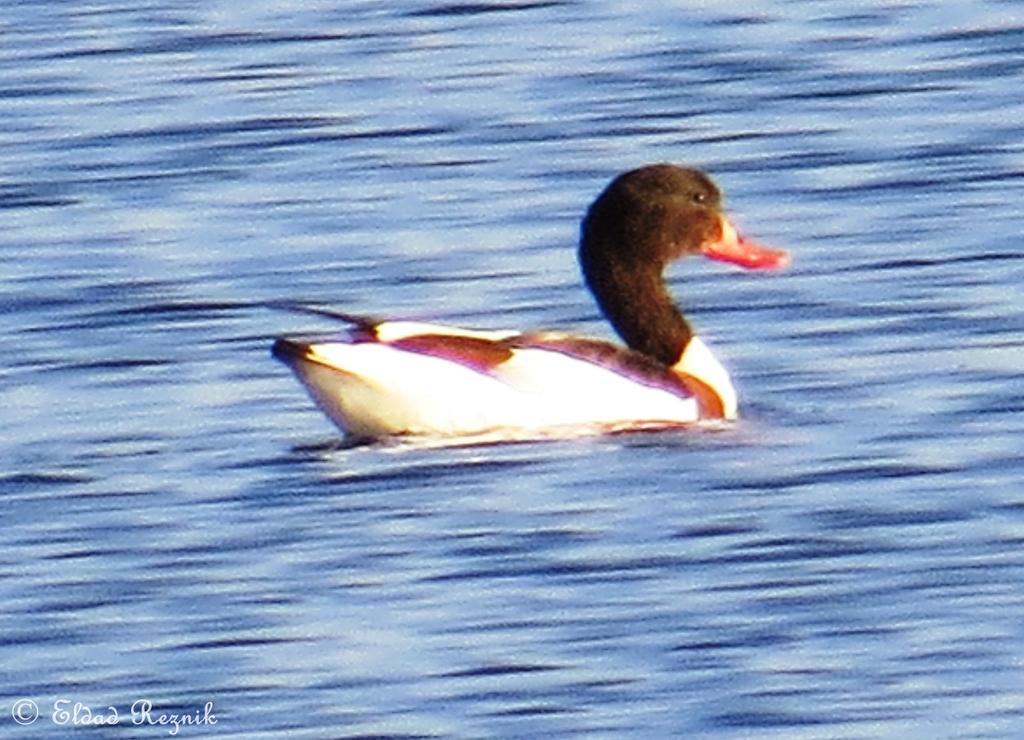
[3,1,1024,737]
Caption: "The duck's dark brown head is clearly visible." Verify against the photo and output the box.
[578,164,788,365]
[581,164,724,268]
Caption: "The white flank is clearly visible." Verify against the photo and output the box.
[286,338,701,438]
[293,342,525,437]
[491,348,699,425]
[672,336,738,420]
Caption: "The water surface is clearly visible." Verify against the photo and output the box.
[3,1,1024,737]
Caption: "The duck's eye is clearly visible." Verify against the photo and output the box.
[692,191,707,204]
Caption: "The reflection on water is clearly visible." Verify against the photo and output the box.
[3,1,1024,737]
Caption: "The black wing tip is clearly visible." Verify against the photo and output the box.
[265,301,379,332]
[271,337,311,364]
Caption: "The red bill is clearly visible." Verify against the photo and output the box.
[701,217,790,270]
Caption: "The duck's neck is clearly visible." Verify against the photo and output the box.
[582,258,692,366]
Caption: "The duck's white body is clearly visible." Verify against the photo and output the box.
[275,321,736,440]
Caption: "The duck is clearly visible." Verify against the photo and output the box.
[272,164,789,440]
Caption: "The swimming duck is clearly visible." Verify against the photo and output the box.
[273,164,789,440]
